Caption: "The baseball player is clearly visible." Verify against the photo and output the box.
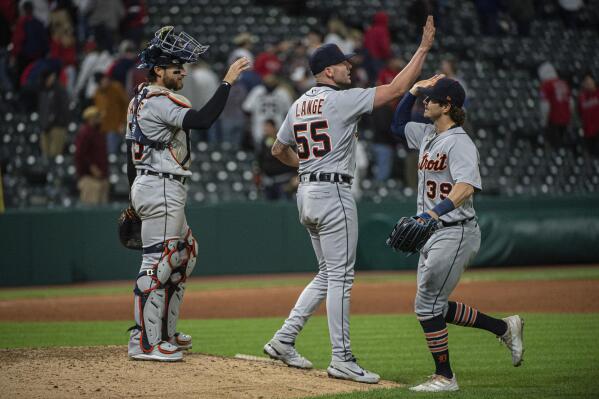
[263,17,436,384]
[125,26,249,361]
[389,76,525,391]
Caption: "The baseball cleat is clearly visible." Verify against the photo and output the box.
[169,332,192,351]
[327,357,380,384]
[263,339,313,369]
[499,315,524,366]
[129,341,183,362]
[409,374,459,392]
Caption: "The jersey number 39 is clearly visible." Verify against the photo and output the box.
[293,120,332,160]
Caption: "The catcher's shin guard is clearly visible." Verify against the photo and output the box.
[134,239,182,351]
[163,229,198,341]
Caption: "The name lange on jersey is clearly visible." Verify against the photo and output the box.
[295,98,324,118]
[418,152,448,171]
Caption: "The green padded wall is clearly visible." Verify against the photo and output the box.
[0,195,598,286]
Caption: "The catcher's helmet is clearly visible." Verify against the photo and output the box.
[138,26,209,69]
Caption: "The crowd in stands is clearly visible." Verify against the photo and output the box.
[0,0,598,207]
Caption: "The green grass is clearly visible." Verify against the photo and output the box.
[1,265,598,300]
[1,313,598,398]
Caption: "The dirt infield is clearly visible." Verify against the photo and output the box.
[2,270,599,398]
[1,277,598,322]
[0,346,400,399]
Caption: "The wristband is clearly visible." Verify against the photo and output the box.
[417,212,432,221]
[222,81,231,87]
[431,198,455,217]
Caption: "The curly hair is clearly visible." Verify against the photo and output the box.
[448,106,466,126]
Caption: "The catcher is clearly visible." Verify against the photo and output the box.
[119,26,249,362]
[387,76,524,391]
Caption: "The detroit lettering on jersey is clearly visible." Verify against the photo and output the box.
[418,152,448,171]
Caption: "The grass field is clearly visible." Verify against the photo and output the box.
[2,313,599,398]
[2,266,598,398]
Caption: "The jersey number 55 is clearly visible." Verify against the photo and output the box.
[293,120,332,160]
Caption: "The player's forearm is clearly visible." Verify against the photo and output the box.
[447,183,474,208]
[424,183,473,219]
[126,140,136,189]
[373,48,429,108]
[182,82,231,130]
[271,140,299,167]
[274,147,300,168]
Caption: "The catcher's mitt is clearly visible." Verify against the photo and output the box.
[386,216,439,254]
[118,206,142,250]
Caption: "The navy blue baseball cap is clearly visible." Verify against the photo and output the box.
[309,44,355,75]
[419,78,466,108]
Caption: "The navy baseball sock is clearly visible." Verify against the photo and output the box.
[445,301,508,336]
[419,315,453,379]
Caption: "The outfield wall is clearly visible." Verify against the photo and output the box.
[1,196,598,286]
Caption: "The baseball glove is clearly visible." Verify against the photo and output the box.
[118,206,142,250]
[386,216,439,254]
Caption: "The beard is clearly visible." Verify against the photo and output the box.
[164,75,183,91]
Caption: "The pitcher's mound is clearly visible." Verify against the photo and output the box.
[0,346,401,398]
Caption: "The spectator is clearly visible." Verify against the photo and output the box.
[304,29,322,56]
[284,40,314,93]
[179,61,221,146]
[11,1,49,79]
[93,73,128,155]
[363,11,391,82]
[83,0,125,52]
[74,106,109,205]
[121,0,148,47]
[254,43,283,78]
[538,62,572,149]
[74,40,114,103]
[228,32,257,66]
[19,0,50,26]
[371,57,405,182]
[38,69,69,158]
[242,74,293,149]
[377,57,406,93]
[49,25,77,95]
[218,82,248,150]
[324,17,354,54]
[578,73,599,158]
[229,33,262,92]
[370,104,396,181]
[107,40,138,89]
[256,119,297,200]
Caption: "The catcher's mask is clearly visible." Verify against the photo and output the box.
[138,26,209,69]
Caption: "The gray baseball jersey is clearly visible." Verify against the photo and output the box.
[404,123,482,223]
[276,85,376,177]
[127,84,197,356]
[125,85,193,176]
[404,123,482,320]
[270,85,375,363]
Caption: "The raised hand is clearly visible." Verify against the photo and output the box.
[223,57,251,85]
[419,15,436,52]
[409,73,445,95]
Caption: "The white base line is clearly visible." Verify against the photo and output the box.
[234,353,280,363]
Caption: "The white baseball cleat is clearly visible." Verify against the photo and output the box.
[327,357,380,384]
[263,339,313,369]
[169,332,192,351]
[499,315,525,367]
[409,374,459,392]
[129,341,183,362]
